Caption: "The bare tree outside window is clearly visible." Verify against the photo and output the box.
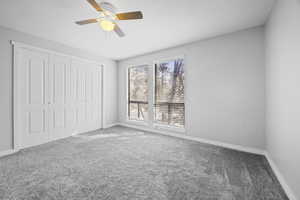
[128,66,149,121]
[154,58,185,127]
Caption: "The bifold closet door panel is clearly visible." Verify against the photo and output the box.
[48,54,73,140]
[65,60,78,135]
[72,59,102,133]
[86,64,102,131]
[72,59,88,133]
[18,48,50,148]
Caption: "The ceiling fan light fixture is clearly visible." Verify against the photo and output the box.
[99,19,115,31]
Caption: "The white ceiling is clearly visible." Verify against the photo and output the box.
[0,0,274,60]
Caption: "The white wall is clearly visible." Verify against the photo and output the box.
[265,0,300,199]
[118,27,265,150]
[0,26,118,152]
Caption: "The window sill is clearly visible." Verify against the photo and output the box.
[124,119,186,134]
[153,123,186,134]
[126,119,149,127]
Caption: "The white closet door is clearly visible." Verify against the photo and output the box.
[14,43,103,149]
[72,59,102,133]
[48,54,72,140]
[18,48,50,148]
[65,58,78,135]
[72,59,87,133]
[86,64,102,131]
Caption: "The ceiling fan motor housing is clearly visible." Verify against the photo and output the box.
[99,1,117,14]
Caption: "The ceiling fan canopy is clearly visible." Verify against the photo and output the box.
[75,0,143,37]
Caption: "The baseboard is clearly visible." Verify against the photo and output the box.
[117,123,265,155]
[264,153,297,200]
[0,149,19,158]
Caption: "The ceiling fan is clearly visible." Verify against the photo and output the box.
[75,0,143,37]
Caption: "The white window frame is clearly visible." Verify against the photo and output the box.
[152,56,185,132]
[126,64,152,126]
[126,55,186,133]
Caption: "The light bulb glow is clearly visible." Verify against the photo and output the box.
[99,20,115,31]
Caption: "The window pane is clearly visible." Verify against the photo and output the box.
[154,59,185,127]
[128,66,149,121]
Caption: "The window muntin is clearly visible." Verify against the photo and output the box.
[128,66,149,121]
[154,58,185,127]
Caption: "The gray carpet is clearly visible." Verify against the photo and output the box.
[0,126,288,200]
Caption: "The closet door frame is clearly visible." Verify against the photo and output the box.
[12,40,104,150]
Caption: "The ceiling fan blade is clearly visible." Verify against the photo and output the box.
[86,0,102,11]
[116,11,143,20]
[114,24,125,37]
[75,19,98,25]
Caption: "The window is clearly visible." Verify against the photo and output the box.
[128,65,149,121]
[127,57,185,128]
[154,58,185,127]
